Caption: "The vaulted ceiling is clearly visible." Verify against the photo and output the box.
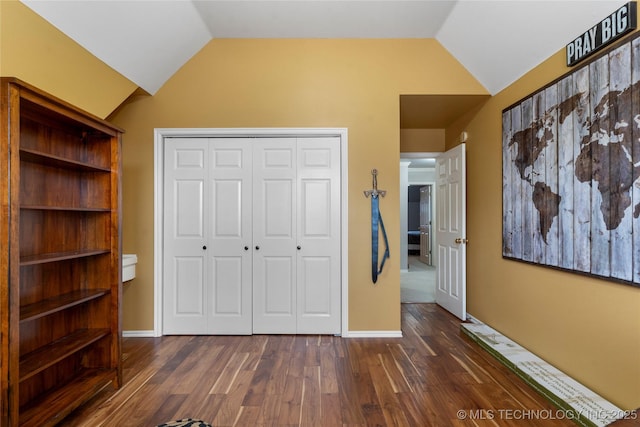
[20,0,628,128]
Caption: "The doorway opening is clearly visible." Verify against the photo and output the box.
[400,155,437,303]
[399,93,483,317]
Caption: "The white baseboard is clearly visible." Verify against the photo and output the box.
[123,330,156,338]
[123,330,403,338]
[345,330,402,338]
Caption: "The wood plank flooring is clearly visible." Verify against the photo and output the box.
[63,304,576,426]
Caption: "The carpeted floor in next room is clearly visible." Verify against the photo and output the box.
[400,255,435,303]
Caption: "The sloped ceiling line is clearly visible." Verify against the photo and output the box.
[20,0,629,96]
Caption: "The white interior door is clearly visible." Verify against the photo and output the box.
[208,139,253,334]
[163,135,341,335]
[163,138,209,334]
[164,137,253,335]
[435,143,467,320]
[296,137,341,334]
[252,139,298,334]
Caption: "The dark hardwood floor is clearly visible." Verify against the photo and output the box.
[63,304,576,426]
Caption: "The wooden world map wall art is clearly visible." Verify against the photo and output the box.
[502,31,640,288]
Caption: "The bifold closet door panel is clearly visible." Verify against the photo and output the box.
[163,138,209,334]
[252,139,297,334]
[208,139,253,335]
[296,137,341,334]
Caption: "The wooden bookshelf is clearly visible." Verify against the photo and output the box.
[0,77,123,426]
[18,369,115,427]
[20,148,112,172]
[20,289,110,322]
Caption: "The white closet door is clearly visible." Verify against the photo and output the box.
[208,139,253,334]
[163,138,209,334]
[296,137,341,334]
[163,134,342,335]
[252,139,298,334]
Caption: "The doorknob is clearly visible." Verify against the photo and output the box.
[455,238,468,244]
[203,245,207,250]
[297,246,301,250]
[244,246,249,251]
[255,246,260,250]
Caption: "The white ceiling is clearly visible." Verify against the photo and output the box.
[21,0,628,96]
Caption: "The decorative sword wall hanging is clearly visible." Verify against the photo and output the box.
[364,169,389,284]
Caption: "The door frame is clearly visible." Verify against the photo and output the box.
[153,128,349,337]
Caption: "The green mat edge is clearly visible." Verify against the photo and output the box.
[460,323,597,427]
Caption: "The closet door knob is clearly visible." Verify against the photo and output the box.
[297,246,301,250]
[244,246,249,251]
[255,246,260,250]
[202,245,207,250]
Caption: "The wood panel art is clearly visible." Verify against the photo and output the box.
[502,33,640,287]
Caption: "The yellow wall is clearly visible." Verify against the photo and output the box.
[457,43,640,409]
[400,129,445,152]
[0,0,136,118]
[109,38,487,333]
